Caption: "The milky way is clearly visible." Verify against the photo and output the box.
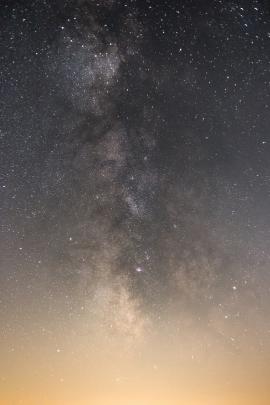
[1,1,270,404]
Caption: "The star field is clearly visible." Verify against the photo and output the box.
[1,1,270,404]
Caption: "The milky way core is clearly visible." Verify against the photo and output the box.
[1,1,270,404]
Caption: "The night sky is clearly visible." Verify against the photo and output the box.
[1,1,270,404]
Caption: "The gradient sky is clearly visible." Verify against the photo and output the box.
[1,0,270,404]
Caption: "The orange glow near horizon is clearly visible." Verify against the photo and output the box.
[1,294,270,405]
